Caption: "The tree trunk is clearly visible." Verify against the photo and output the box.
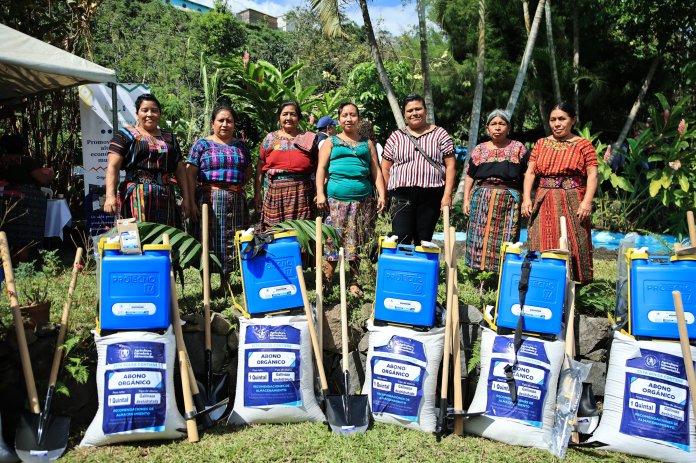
[613,56,660,154]
[454,0,486,204]
[417,0,435,124]
[506,0,546,117]
[359,0,405,129]
[522,0,550,134]
[573,3,580,124]
[545,0,561,103]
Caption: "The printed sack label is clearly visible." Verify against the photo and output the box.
[244,324,302,407]
[485,336,551,427]
[370,335,427,421]
[620,349,693,451]
[103,341,166,434]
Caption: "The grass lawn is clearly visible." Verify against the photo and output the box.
[1,243,659,463]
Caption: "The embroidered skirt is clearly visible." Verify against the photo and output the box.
[261,175,316,229]
[464,185,521,273]
[324,196,376,262]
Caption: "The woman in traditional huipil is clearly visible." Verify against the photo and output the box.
[522,102,598,283]
[254,101,317,229]
[316,102,386,296]
[186,103,252,276]
[104,93,187,226]
[381,94,456,245]
[463,109,528,272]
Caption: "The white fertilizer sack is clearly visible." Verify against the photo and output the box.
[227,315,325,425]
[363,321,444,432]
[79,327,185,447]
[588,331,696,463]
[465,328,565,450]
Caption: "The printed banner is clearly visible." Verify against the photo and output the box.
[485,336,551,427]
[78,84,150,234]
[102,341,167,435]
[620,348,693,451]
[370,335,427,421]
[243,324,302,407]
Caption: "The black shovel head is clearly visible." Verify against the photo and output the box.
[198,373,230,423]
[15,412,70,463]
[325,393,369,436]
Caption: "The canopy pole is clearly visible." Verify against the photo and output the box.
[109,82,118,132]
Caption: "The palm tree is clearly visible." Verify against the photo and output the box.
[612,56,661,155]
[544,0,561,103]
[506,0,546,117]
[454,0,485,204]
[312,0,405,129]
[417,0,435,124]
[522,0,550,134]
[572,3,580,123]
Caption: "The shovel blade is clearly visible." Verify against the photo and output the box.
[15,413,70,463]
[325,394,370,435]
[198,376,230,423]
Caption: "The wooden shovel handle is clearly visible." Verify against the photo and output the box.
[315,216,323,350]
[440,228,456,402]
[164,234,199,442]
[297,265,328,392]
[202,203,211,352]
[450,227,464,435]
[0,232,40,414]
[672,291,696,423]
[443,205,451,270]
[339,249,349,370]
[687,211,696,245]
[48,247,83,388]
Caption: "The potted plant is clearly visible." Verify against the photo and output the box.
[14,249,62,328]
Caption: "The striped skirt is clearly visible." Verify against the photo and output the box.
[197,186,248,275]
[261,175,316,229]
[324,196,376,262]
[119,181,178,227]
[464,186,520,273]
[527,187,593,283]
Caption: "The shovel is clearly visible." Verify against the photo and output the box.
[325,249,370,435]
[0,233,40,456]
[295,265,330,408]
[197,204,229,422]
[672,291,696,424]
[15,248,83,462]
[675,211,696,256]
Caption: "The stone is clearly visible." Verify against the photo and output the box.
[321,303,361,354]
[227,329,239,351]
[181,313,205,332]
[578,315,612,362]
[461,304,483,325]
[326,351,366,395]
[211,312,232,336]
[183,331,229,377]
[358,331,370,353]
[581,360,607,397]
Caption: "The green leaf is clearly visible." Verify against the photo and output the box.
[649,179,662,197]
[678,174,690,191]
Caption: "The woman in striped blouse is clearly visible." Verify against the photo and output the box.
[381,94,456,245]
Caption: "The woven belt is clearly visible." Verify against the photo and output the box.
[201,181,243,193]
[538,176,584,190]
[125,170,172,185]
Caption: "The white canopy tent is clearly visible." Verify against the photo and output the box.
[0,23,117,106]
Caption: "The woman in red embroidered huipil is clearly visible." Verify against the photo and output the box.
[522,102,598,284]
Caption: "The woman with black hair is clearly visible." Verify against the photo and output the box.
[381,94,456,244]
[522,102,598,283]
[254,100,317,229]
[186,103,252,276]
[104,93,187,226]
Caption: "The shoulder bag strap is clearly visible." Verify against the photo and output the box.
[400,129,445,176]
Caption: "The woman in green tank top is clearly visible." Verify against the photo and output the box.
[316,102,386,296]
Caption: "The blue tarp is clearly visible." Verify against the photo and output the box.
[432,229,681,254]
